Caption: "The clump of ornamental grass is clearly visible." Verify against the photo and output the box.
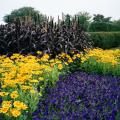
[0,21,92,56]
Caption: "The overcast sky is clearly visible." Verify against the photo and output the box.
[0,0,120,24]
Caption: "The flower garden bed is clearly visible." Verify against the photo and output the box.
[33,71,120,120]
[0,48,120,120]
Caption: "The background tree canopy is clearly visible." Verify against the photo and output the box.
[4,7,45,25]
[3,7,120,31]
[89,14,120,31]
[75,12,91,31]
[93,14,111,23]
[63,12,91,31]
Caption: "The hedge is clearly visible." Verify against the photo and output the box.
[89,22,120,32]
[89,32,120,49]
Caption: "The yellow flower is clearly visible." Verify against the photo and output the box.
[37,51,42,54]
[30,90,36,94]
[2,101,12,108]
[0,107,9,113]
[33,71,43,75]
[68,58,73,63]
[1,85,7,88]
[72,56,76,60]
[50,63,55,67]
[10,91,19,99]
[49,59,55,63]
[39,77,44,81]
[76,53,81,58]
[29,79,39,83]
[41,54,49,61]
[20,103,28,110]
[58,64,63,70]
[13,101,28,110]
[10,108,21,117]
[0,92,9,97]
[21,85,32,91]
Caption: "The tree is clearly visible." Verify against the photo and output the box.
[113,19,120,25]
[4,7,45,25]
[112,19,120,31]
[64,14,71,28]
[89,14,113,31]
[75,12,91,31]
[93,14,111,23]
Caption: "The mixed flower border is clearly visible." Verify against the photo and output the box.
[0,48,120,119]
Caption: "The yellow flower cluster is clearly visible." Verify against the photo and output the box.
[0,52,65,118]
[58,52,73,63]
[0,100,28,117]
[81,48,120,66]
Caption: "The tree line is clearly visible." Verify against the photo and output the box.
[3,7,120,32]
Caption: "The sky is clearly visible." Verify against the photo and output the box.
[0,0,120,24]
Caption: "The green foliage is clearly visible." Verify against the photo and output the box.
[37,64,60,98]
[64,14,71,28]
[80,56,120,76]
[89,14,120,32]
[89,32,120,49]
[93,14,111,23]
[61,12,91,31]
[18,91,40,120]
[75,12,91,31]
[43,65,60,88]
[89,14,111,32]
[4,7,45,24]
[89,22,120,32]
[80,57,113,75]
[116,112,120,120]
[62,58,81,75]
[114,19,120,26]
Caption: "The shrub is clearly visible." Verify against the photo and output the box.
[89,22,120,32]
[89,32,120,49]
